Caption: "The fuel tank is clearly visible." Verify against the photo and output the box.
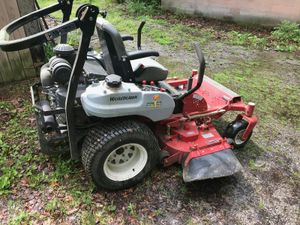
[81,78,175,121]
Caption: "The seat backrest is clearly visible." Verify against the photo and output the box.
[96,18,133,82]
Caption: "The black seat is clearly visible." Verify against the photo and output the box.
[96,18,168,82]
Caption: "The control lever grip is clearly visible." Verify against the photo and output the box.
[137,21,146,50]
[176,43,206,100]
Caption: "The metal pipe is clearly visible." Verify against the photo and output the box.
[186,109,226,120]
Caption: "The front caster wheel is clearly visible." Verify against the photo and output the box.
[223,119,252,149]
[81,120,160,190]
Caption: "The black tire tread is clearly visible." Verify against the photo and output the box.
[224,119,251,149]
[81,120,159,190]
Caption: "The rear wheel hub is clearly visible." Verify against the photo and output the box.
[103,143,148,181]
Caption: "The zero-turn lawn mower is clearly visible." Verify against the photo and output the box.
[0,0,257,190]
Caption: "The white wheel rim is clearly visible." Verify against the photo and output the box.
[234,129,246,145]
[103,143,148,181]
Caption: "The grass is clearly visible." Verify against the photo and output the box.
[0,82,99,223]
[211,60,300,128]
[0,101,36,195]
[0,99,55,193]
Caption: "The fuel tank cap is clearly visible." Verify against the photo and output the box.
[105,74,122,88]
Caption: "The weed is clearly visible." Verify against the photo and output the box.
[67,30,81,47]
[125,0,160,15]
[227,31,267,48]
[180,185,188,194]
[81,211,97,225]
[258,199,265,210]
[106,201,117,212]
[0,168,18,194]
[71,189,93,205]
[127,202,136,215]
[8,211,30,225]
[154,208,164,216]
[44,42,55,60]
[272,21,300,43]
[45,199,66,215]
[51,158,74,181]
[248,159,257,171]
[271,21,300,52]
[0,133,21,195]
[292,170,300,185]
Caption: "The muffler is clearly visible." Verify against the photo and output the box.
[40,100,57,132]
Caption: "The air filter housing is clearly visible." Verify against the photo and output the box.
[49,57,72,84]
[53,44,75,58]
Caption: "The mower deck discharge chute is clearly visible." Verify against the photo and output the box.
[183,149,243,182]
[0,0,257,190]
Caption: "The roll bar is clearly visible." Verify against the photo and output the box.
[0,0,75,51]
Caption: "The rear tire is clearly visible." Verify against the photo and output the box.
[81,120,159,190]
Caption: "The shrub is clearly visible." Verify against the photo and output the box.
[271,20,300,44]
[123,0,161,15]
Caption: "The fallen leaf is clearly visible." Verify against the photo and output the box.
[67,208,78,215]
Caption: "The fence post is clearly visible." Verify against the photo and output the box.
[0,0,45,84]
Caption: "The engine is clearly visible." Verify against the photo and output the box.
[40,44,74,87]
[38,43,175,128]
[39,44,107,126]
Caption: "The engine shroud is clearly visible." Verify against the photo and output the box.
[81,79,175,121]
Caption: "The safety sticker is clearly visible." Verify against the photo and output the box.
[193,93,203,101]
[146,95,161,109]
[146,101,161,109]
[202,133,214,139]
